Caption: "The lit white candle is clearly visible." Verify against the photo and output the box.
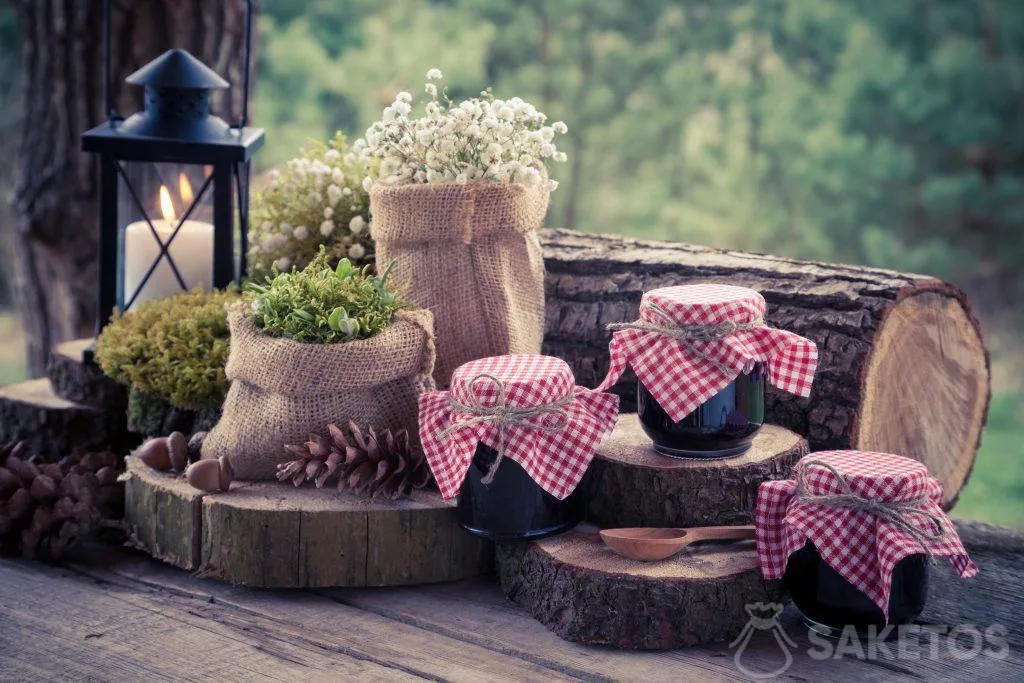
[123,178,213,310]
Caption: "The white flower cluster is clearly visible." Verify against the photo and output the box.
[249,133,373,277]
[360,69,567,191]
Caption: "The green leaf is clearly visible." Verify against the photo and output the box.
[335,258,353,279]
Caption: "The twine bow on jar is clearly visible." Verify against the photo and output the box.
[795,460,948,557]
[607,301,765,374]
[438,373,571,484]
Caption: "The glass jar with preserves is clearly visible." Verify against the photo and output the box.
[419,354,619,541]
[599,284,816,458]
[757,451,977,636]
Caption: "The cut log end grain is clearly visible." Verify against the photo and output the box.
[856,290,989,509]
[123,456,492,588]
[587,416,808,529]
[497,524,784,649]
[541,229,990,510]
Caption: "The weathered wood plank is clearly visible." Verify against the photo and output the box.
[1,535,1019,682]
[59,547,573,682]
[0,559,420,682]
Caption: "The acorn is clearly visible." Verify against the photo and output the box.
[136,437,171,470]
[186,458,233,493]
[167,432,189,472]
[218,455,233,491]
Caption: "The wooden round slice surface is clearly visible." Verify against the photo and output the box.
[124,456,492,588]
[497,524,782,649]
[587,414,808,529]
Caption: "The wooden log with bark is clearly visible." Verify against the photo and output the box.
[497,524,784,649]
[540,229,990,508]
[587,415,808,529]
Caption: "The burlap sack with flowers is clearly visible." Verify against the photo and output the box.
[371,180,549,388]
[201,307,435,480]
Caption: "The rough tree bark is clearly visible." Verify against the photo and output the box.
[8,0,252,375]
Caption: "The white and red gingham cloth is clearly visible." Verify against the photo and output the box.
[419,354,620,500]
[597,284,818,422]
[757,451,977,619]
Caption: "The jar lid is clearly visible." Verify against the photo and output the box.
[449,354,574,411]
[419,354,620,501]
[757,450,977,620]
[641,284,765,326]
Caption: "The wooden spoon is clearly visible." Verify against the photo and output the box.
[599,525,756,561]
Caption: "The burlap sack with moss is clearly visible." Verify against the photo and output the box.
[371,181,549,387]
[201,308,435,480]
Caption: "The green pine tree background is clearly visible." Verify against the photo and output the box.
[1,0,1021,524]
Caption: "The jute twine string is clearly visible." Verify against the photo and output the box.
[795,459,947,558]
[439,373,571,484]
[606,301,765,374]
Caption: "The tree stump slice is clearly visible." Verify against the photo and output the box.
[541,229,990,508]
[45,338,127,409]
[122,458,492,587]
[124,456,204,569]
[587,415,808,529]
[0,379,129,457]
[497,524,784,649]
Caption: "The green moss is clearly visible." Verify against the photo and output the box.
[95,288,242,409]
[246,248,405,344]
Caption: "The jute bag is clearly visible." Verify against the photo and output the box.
[201,307,435,480]
[371,180,550,388]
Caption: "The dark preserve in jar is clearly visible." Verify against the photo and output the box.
[638,363,765,458]
[457,443,585,541]
[783,540,929,636]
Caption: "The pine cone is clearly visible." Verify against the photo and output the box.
[0,441,124,560]
[277,421,434,500]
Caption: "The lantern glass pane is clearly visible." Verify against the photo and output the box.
[117,162,215,311]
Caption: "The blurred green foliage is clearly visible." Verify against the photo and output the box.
[256,0,1024,307]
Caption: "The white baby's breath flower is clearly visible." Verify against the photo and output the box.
[331,168,345,184]
[267,169,281,182]
[260,221,273,231]
[279,223,293,235]
[425,82,437,97]
[327,184,343,206]
[274,256,291,271]
[349,215,366,235]
[426,68,443,80]
[307,192,322,206]
[552,121,568,134]
[362,176,374,192]
[348,243,366,260]
[552,151,567,163]
[319,220,335,237]
[342,187,352,196]
[324,149,340,163]
[323,207,334,219]
[293,225,309,240]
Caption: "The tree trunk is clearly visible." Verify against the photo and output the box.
[541,228,990,509]
[8,0,251,375]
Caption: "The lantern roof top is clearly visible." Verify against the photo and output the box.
[126,49,229,90]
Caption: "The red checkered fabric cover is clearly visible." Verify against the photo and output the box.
[419,354,620,500]
[597,284,818,422]
[757,451,977,618]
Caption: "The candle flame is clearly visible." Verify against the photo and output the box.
[159,185,176,224]
[179,173,194,206]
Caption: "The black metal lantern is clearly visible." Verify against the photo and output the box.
[81,0,263,360]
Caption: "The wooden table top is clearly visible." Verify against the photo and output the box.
[0,521,1021,682]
